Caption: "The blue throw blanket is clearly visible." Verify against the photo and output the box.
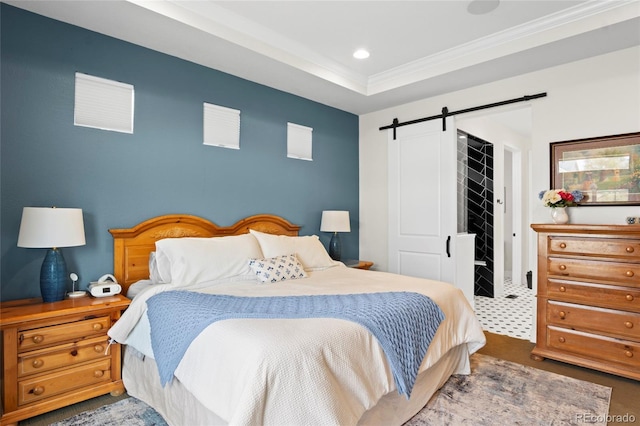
[146,291,445,397]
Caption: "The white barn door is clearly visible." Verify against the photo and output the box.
[388,118,458,285]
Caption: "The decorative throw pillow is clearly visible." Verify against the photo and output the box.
[248,254,308,283]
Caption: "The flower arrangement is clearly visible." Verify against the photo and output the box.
[538,189,584,208]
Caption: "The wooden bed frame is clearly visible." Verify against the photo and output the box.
[109,214,300,294]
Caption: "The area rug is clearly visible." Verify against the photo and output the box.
[405,353,612,426]
[50,397,167,426]
[51,353,611,426]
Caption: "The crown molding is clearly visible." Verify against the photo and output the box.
[367,0,640,95]
[128,0,639,97]
[130,0,370,94]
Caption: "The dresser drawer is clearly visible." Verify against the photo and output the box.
[18,336,110,377]
[549,236,640,260]
[19,316,110,352]
[547,279,640,312]
[547,326,640,370]
[18,358,112,405]
[548,257,640,287]
[547,300,640,340]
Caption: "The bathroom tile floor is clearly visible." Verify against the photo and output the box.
[474,278,534,340]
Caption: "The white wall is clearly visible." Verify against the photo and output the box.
[359,46,640,274]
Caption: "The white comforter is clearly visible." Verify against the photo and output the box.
[109,265,485,426]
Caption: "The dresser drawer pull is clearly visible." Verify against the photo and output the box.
[559,286,566,292]
[625,350,633,358]
[94,344,105,353]
[559,265,567,271]
[31,335,44,344]
[624,321,634,329]
[92,323,104,331]
[31,359,44,369]
[625,270,635,277]
[559,243,567,249]
[94,370,105,378]
[30,386,45,396]
[559,311,566,319]
[558,337,566,343]
[627,294,635,301]
[626,246,635,253]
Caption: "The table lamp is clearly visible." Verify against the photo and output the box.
[320,210,350,261]
[17,207,86,302]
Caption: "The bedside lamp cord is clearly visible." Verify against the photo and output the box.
[105,338,116,355]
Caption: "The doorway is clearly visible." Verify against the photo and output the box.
[457,130,494,297]
[458,106,533,340]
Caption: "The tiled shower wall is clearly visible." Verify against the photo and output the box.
[458,132,495,297]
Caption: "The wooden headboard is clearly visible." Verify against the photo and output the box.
[109,214,300,294]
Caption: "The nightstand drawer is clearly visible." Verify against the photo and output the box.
[547,279,640,312]
[547,326,640,369]
[18,358,112,405]
[18,335,110,377]
[547,300,640,340]
[549,236,640,260]
[19,316,110,351]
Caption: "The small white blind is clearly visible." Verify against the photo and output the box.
[287,122,313,161]
[203,103,241,149]
[74,73,134,133]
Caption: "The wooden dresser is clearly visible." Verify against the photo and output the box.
[0,295,130,425]
[531,224,640,380]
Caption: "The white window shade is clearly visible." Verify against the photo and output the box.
[74,73,134,133]
[287,122,313,161]
[203,103,240,149]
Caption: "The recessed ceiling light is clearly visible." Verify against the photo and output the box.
[467,0,500,15]
[353,49,370,59]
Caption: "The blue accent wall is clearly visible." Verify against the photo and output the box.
[0,5,359,301]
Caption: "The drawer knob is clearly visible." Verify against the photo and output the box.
[625,270,635,277]
[558,337,566,343]
[559,286,566,292]
[32,359,44,369]
[92,323,104,331]
[31,386,44,396]
[624,321,634,329]
[32,335,44,344]
[626,246,635,253]
[559,243,567,249]
[94,370,105,378]
[559,265,567,271]
[625,350,633,358]
[626,294,634,301]
[559,311,566,319]
[94,345,104,353]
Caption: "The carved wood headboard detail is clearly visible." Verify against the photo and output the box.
[109,214,300,294]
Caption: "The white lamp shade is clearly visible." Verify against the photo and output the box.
[17,207,86,248]
[320,210,351,233]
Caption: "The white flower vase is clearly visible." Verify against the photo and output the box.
[551,207,569,224]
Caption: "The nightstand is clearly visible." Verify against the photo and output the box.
[0,294,130,425]
[345,260,374,270]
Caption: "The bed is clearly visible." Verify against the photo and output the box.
[107,213,486,426]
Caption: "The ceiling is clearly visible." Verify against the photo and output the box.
[4,0,640,115]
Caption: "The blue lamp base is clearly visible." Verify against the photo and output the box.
[40,248,68,302]
[328,232,342,261]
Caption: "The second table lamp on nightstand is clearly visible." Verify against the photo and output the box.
[17,207,86,302]
[320,210,350,261]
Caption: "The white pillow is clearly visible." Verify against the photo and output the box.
[148,252,165,283]
[249,229,335,271]
[248,254,308,283]
[154,233,264,286]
